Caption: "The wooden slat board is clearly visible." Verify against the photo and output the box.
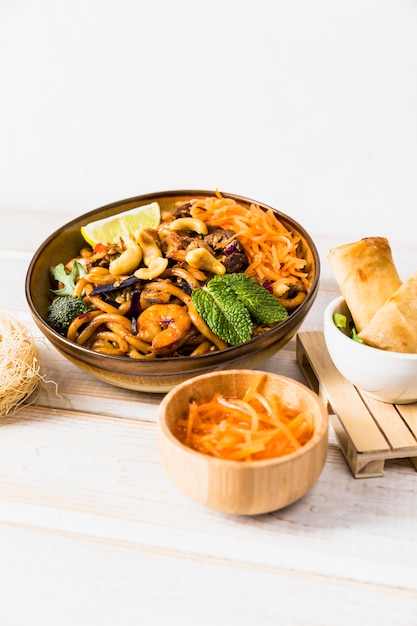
[296,331,417,478]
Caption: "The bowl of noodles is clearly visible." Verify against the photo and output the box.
[25,189,320,393]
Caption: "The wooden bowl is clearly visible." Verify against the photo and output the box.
[157,369,328,515]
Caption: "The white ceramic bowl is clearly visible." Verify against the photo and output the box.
[324,296,417,404]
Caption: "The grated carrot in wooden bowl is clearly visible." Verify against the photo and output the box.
[174,373,315,462]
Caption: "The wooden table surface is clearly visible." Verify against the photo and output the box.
[1,210,417,626]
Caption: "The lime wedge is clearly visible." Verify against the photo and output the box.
[81,202,161,246]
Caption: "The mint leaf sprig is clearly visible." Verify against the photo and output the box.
[191,274,289,346]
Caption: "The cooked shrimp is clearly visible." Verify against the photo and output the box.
[137,303,192,355]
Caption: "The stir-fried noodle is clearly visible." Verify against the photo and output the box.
[47,194,311,359]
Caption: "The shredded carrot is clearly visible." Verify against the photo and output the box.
[187,192,310,289]
[174,374,315,462]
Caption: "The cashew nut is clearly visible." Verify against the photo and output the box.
[272,282,291,298]
[134,256,168,280]
[185,248,226,275]
[109,238,143,275]
[169,217,208,235]
[136,230,162,266]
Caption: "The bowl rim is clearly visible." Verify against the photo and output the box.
[325,295,417,361]
[25,189,321,366]
[157,369,329,468]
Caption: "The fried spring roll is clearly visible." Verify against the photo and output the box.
[328,237,402,332]
[358,271,417,353]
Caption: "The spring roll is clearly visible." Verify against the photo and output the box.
[358,270,417,353]
[328,237,402,332]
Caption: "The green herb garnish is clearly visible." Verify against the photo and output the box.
[51,261,86,296]
[218,274,289,324]
[333,312,364,343]
[333,313,347,330]
[350,326,364,344]
[192,274,289,346]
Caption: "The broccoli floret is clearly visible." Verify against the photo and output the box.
[46,295,90,336]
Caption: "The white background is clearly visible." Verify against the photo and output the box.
[1,0,416,278]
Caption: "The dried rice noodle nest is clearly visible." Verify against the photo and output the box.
[0,308,42,416]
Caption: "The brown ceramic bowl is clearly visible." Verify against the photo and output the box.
[25,189,320,393]
[157,369,329,515]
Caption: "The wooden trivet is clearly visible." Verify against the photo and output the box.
[296,331,417,478]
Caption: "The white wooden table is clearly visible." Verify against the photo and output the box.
[1,210,417,626]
